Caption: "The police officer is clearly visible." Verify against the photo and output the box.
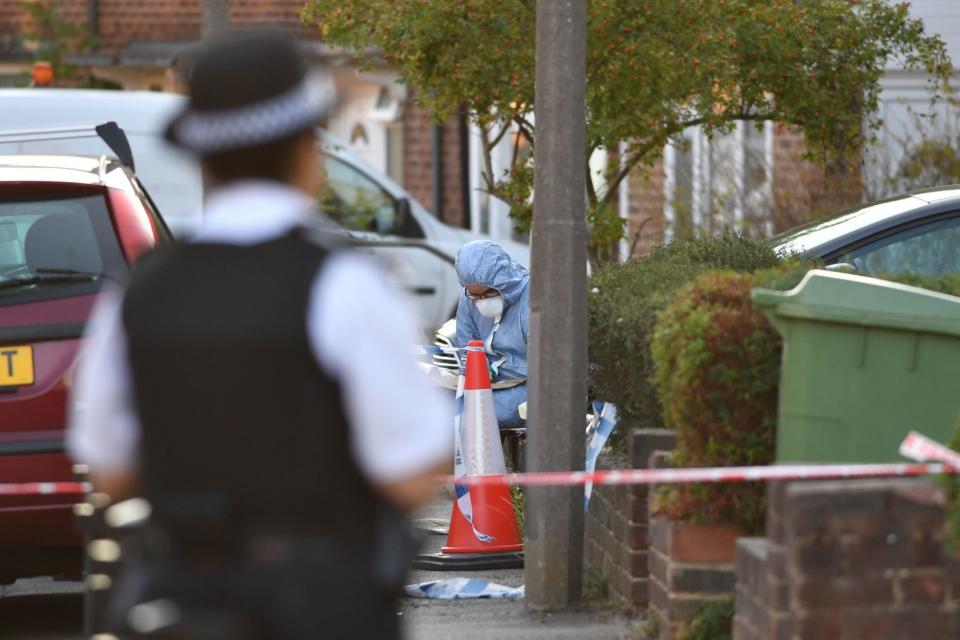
[67,31,451,639]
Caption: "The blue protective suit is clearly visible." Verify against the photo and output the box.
[455,241,529,428]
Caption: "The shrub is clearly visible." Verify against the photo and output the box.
[649,262,811,532]
[651,264,960,533]
[588,236,781,449]
[675,599,734,640]
[940,421,960,555]
[878,271,960,297]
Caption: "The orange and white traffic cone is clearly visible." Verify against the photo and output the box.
[414,340,523,570]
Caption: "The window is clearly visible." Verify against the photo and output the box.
[664,121,774,240]
[842,215,960,277]
[321,155,417,237]
[386,125,404,185]
[0,191,126,306]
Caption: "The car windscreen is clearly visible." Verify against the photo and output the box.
[0,190,127,307]
[772,195,928,257]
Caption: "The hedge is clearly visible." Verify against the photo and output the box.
[651,266,960,533]
[587,236,781,450]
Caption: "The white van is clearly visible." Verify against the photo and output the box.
[0,88,529,328]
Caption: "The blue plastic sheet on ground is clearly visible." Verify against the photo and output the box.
[404,578,525,600]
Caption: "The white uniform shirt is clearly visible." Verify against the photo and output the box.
[67,180,453,483]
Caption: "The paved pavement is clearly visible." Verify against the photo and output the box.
[0,577,83,639]
[402,499,642,640]
[2,498,642,640]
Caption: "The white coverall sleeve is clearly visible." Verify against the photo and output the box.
[308,252,454,483]
[66,288,141,474]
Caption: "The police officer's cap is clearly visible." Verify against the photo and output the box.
[165,30,332,156]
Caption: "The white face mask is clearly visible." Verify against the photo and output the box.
[474,294,504,320]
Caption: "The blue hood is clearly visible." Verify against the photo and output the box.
[455,240,530,306]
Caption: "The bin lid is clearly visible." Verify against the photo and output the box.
[752,269,960,337]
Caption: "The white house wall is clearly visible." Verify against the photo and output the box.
[325,71,391,176]
[906,0,960,65]
[865,0,960,198]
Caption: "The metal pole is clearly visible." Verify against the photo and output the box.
[525,0,587,611]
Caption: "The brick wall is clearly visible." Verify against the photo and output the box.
[438,115,467,229]
[622,126,864,253]
[734,482,793,640]
[735,479,960,640]
[624,159,665,256]
[583,429,675,609]
[231,0,316,36]
[648,471,744,640]
[401,95,467,228]
[0,0,88,42]
[0,0,318,52]
[401,98,435,221]
[771,124,862,233]
[96,1,201,51]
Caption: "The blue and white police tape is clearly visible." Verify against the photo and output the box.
[584,402,619,512]
[452,375,495,543]
[404,578,524,600]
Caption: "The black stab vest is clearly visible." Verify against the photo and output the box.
[122,229,379,548]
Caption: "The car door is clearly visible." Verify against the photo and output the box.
[320,154,450,328]
[833,212,960,277]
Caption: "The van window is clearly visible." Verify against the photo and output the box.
[321,156,402,235]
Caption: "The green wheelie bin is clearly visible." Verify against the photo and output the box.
[752,269,960,463]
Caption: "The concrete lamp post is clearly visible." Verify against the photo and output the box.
[524,0,588,611]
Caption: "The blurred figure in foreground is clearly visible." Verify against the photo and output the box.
[455,240,529,428]
[67,30,451,639]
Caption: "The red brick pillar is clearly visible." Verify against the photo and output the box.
[786,480,958,638]
[733,481,793,639]
[736,478,960,639]
[582,428,674,609]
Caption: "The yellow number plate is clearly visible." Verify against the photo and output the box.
[0,346,34,386]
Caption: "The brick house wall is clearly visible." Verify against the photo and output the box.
[622,159,666,255]
[770,124,862,234]
[2,1,864,239]
[400,98,435,220]
[401,95,468,229]
[0,0,87,37]
[0,0,316,52]
[0,0,470,227]
[438,115,468,229]
[623,127,864,256]
[94,1,201,51]
[230,0,316,36]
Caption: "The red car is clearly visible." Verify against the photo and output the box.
[0,144,170,583]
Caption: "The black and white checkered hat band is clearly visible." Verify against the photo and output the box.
[173,77,332,154]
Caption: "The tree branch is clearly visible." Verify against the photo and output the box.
[629,217,653,256]
[585,146,599,205]
[509,122,522,172]
[514,116,534,149]
[600,110,790,204]
[477,121,498,194]
[488,120,512,149]
[599,137,663,204]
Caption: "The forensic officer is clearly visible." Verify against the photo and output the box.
[67,31,451,639]
[455,240,529,428]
